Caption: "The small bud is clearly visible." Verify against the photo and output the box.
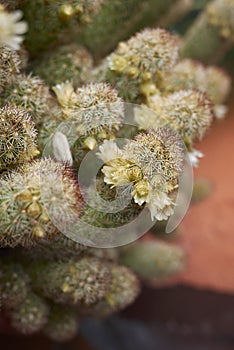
[33,226,45,238]
[59,4,75,21]
[83,136,97,150]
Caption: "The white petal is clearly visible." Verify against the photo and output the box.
[188,149,203,168]
[97,140,122,163]
[52,132,73,166]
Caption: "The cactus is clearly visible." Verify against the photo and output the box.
[93,28,179,102]
[31,43,93,88]
[77,0,179,59]
[29,256,112,305]
[98,128,184,221]
[1,74,55,125]
[0,0,233,342]
[19,0,103,56]
[181,0,234,63]
[43,304,79,342]
[0,258,29,310]
[8,291,49,334]
[0,46,21,94]
[0,104,38,172]
[103,264,140,311]
[0,158,83,247]
[82,264,140,317]
[144,90,214,149]
[158,59,231,118]
[119,241,185,280]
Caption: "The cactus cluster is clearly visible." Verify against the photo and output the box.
[0,0,232,343]
[181,0,234,63]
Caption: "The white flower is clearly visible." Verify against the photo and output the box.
[134,104,158,130]
[97,139,123,163]
[52,81,76,107]
[188,149,204,168]
[52,132,73,166]
[146,189,174,221]
[214,104,228,119]
[0,8,28,50]
[132,179,150,205]
[101,159,137,188]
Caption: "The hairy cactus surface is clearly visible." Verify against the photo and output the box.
[0,104,38,172]
[181,0,234,63]
[43,304,79,342]
[9,291,49,334]
[32,43,93,87]
[119,241,185,279]
[0,46,21,93]
[93,28,179,101]
[29,256,112,305]
[0,259,29,310]
[1,74,55,125]
[19,0,103,55]
[0,159,83,247]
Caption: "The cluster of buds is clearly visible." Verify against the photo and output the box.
[98,128,184,221]
[94,28,179,101]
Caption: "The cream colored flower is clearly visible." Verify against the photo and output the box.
[146,189,174,221]
[97,140,123,163]
[132,179,150,205]
[0,8,27,50]
[134,104,159,130]
[188,149,203,168]
[214,104,228,119]
[52,81,76,107]
[102,159,142,188]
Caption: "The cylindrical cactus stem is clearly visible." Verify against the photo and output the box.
[119,240,185,280]
[29,256,112,306]
[93,28,179,102]
[0,47,21,94]
[0,104,38,172]
[181,0,234,64]
[0,158,83,247]
[158,59,231,119]
[19,0,103,56]
[8,292,49,335]
[1,74,55,126]
[158,0,193,28]
[43,304,79,342]
[50,82,124,166]
[144,90,214,150]
[0,258,29,310]
[31,43,93,88]
[80,264,140,317]
[77,0,178,59]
